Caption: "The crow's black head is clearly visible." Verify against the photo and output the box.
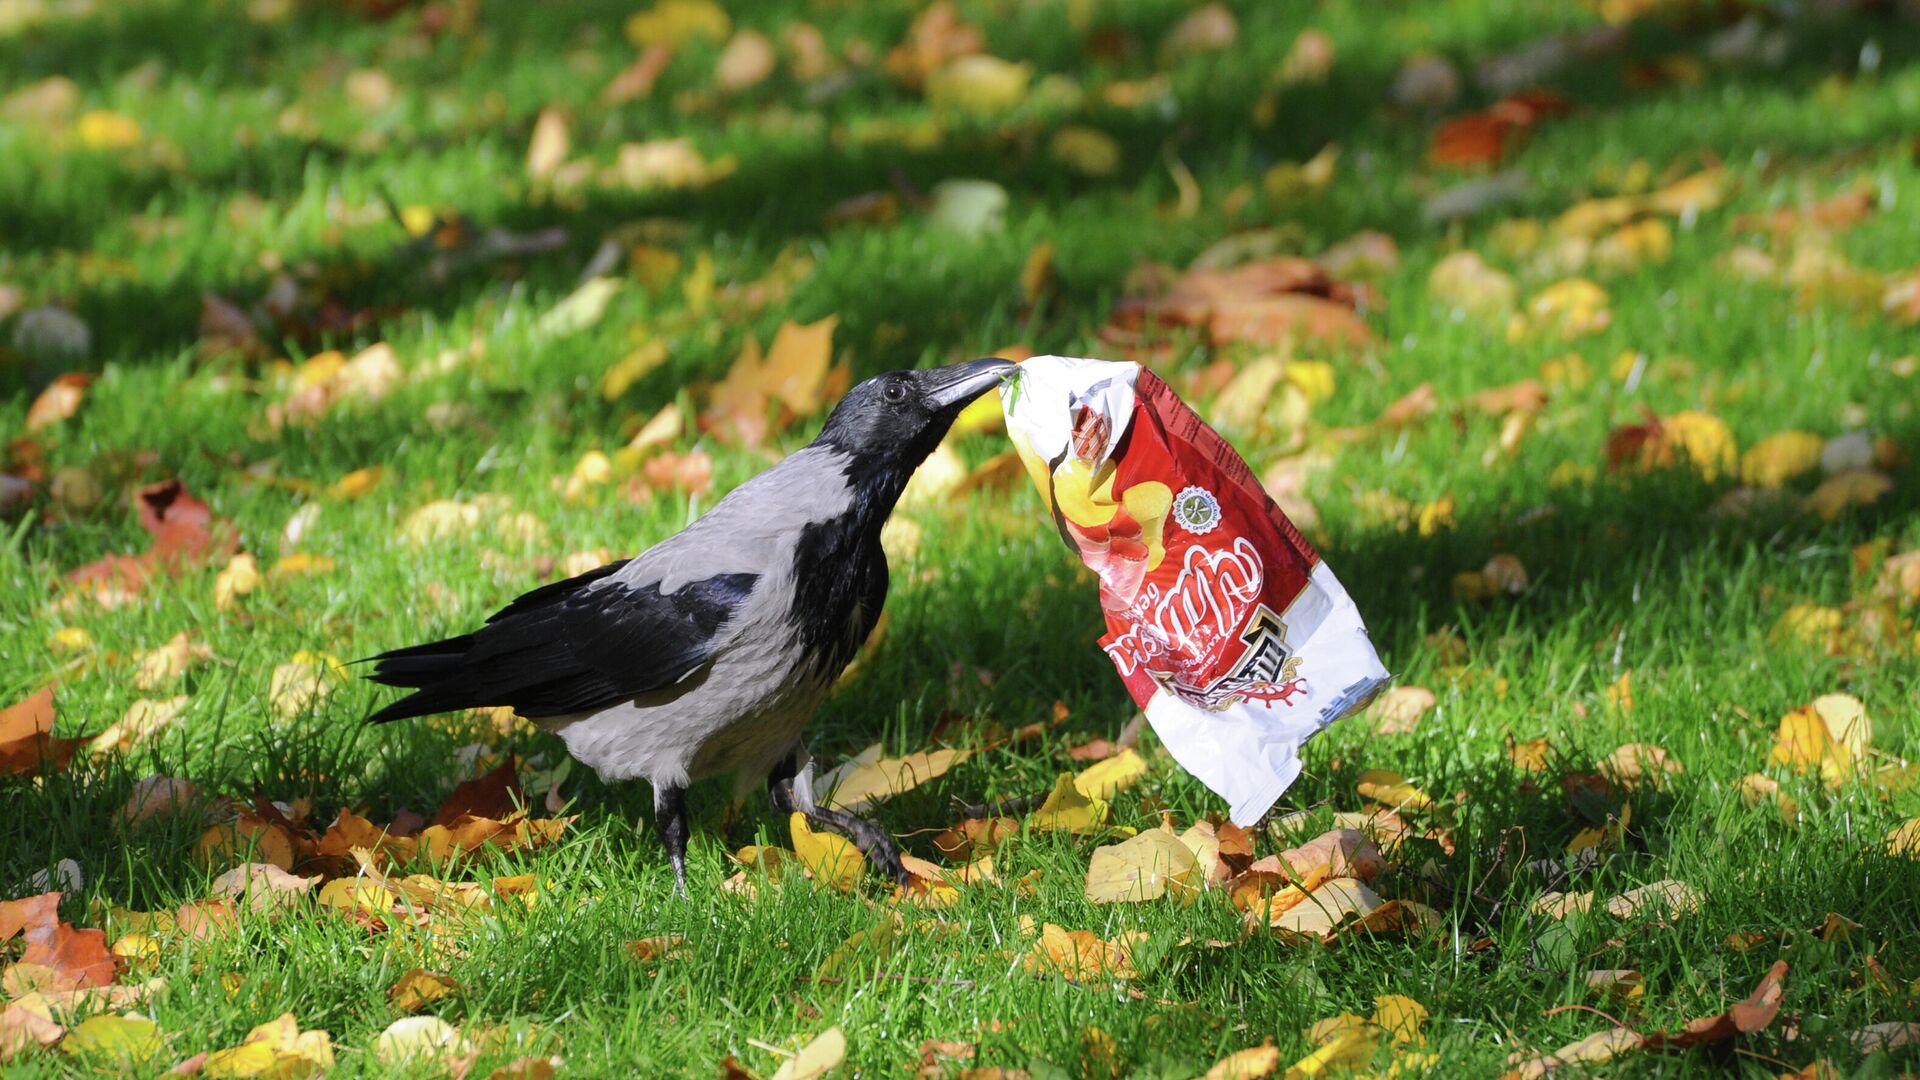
[814,357,1016,469]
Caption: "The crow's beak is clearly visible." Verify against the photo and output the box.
[925,357,1019,411]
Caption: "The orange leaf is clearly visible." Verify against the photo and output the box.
[20,922,118,988]
[65,479,236,600]
[26,373,92,432]
[430,760,523,827]
[0,689,81,776]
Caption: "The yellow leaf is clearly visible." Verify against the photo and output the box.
[317,878,397,914]
[1805,469,1892,520]
[1586,969,1644,1001]
[1887,819,1920,858]
[328,466,384,500]
[601,340,670,401]
[525,106,569,181]
[789,813,865,893]
[203,1013,335,1079]
[1204,1044,1281,1080]
[268,652,346,718]
[214,553,261,611]
[769,1026,846,1080]
[1810,693,1872,756]
[926,55,1031,114]
[1740,431,1825,487]
[1355,770,1433,813]
[60,1013,162,1062]
[1525,278,1612,339]
[1285,1028,1378,1079]
[76,110,141,149]
[1735,773,1799,826]
[1427,252,1516,323]
[387,969,458,1014]
[1285,359,1336,405]
[134,631,210,690]
[1074,747,1149,800]
[1371,994,1429,1044]
[1022,922,1146,981]
[1048,125,1121,177]
[762,316,839,415]
[90,695,189,756]
[535,277,622,339]
[1084,827,1200,903]
[816,744,968,812]
[625,934,686,962]
[1032,772,1110,833]
[624,0,730,48]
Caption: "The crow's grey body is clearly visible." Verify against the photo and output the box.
[532,445,873,795]
[365,359,1013,892]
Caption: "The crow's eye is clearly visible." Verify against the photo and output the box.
[883,382,909,404]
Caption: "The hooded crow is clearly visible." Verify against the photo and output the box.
[364,357,1017,892]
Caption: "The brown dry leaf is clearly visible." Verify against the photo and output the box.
[715,29,776,93]
[1262,877,1436,942]
[600,43,674,106]
[1022,922,1145,981]
[1851,1022,1920,1054]
[1356,770,1434,814]
[1586,969,1645,1001]
[1203,1043,1280,1079]
[1641,960,1788,1050]
[211,863,319,912]
[89,695,189,756]
[388,969,459,1013]
[1605,879,1703,920]
[27,373,92,433]
[0,999,64,1062]
[1160,3,1236,62]
[1,892,60,945]
[0,689,82,777]
[1375,382,1437,431]
[816,744,969,812]
[640,450,714,495]
[884,1,983,88]
[932,816,1018,861]
[316,808,420,867]
[133,631,213,690]
[702,317,839,445]
[1805,469,1892,520]
[431,760,525,827]
[1279,828,1388,882]
[1598,743,1683,790]
[1500,1027,1644,1079]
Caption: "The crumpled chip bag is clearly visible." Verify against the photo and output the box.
[1000,356,1389,825]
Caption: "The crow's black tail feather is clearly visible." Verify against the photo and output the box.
[360,635,474,689]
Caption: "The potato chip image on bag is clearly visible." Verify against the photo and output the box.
[1001,355,1390,825]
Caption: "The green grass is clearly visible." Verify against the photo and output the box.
[4,0,1920,1075]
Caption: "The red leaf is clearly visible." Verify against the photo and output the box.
[20,923,119,988]
[0,690,81,777]
[65,479,236,598]
[1643,960,1789,1051]
[431,759,523,828]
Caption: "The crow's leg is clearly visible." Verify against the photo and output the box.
[767,748,908,886]
[654,782,690,898]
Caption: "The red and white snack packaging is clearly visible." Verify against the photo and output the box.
[1000,355,1389,825]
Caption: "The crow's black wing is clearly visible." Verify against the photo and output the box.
[364,568,758,723]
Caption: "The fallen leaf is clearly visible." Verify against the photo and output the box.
[0,689,82,776]
[1030,772,1110,833]
[624,936,686,963]
[65,479,236,602]
[1500,1027,1644,1079]
[816,744,968,812]
[624,0,729,48]
[1642,960,1787,1050]
[20,922,118,989]
[1598,743,1683,790]
[789,812,865,893]
[1850,1022,1920,1054]
[1022,922,1145,981]
[1159,2,1236,62]
[1370,687,1435,735]
[601,43,674,106]
[1203,1043,1280,1079]
[211,863,319,912]
[1740,430,1825,486]
[883,1,983,87]
[26,373,92,432]
[1604,879,1703,920]
[0,1001,64,1062]
[1074,747,1148,800]
[770,1026,846,1080]
[715,29,776,92]
[1428,252,1516,322]
[373,1015,469,1067]
[60,1013,162,1063]
[1805,469,1892,520]
[1085,828,1201,903]
[926,55,1030,114]
[525,106,569,181]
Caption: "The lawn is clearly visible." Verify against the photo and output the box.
[4,0,1920,1076]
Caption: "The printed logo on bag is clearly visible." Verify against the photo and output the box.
[1171,485,1221,535]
